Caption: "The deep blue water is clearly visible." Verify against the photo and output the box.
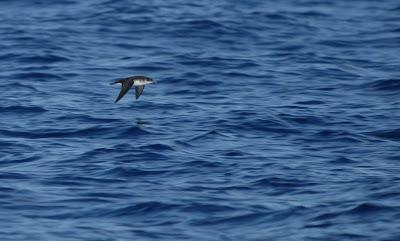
[1,0,400,240]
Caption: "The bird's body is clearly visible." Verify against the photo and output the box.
[111,76,154,103]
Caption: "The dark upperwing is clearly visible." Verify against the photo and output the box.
[112,78,134,103]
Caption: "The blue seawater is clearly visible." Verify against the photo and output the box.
[1,0,400,240]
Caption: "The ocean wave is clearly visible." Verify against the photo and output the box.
[0,105,47,114]
[0,172,31,180]
[17,54,71,64]
[100,201,178,217]
[55,114,121,123]
[0,155,40,167]
[366,128,400,141]
[187,129,231,142]
[366,78,400,92]
[348,203,395,214]
[1,82,39,91]
[101,166,168,178]
[238,119,302,135]
[279,113,325,125]
[11,72,64,81]
[0,126,115,139]
[251,177,315,189]
[139,143,175,151]
[313,202,397,221]
[192,212,270,226]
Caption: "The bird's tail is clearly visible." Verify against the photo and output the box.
[110,78,125,85]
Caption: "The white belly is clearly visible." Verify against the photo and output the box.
[134,80,151,86]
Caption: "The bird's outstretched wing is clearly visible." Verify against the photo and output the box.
[135,85,145,99]
[113,79,134,103]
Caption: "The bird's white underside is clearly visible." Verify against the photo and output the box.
[133,80,153,86]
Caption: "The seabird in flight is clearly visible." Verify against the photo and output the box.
[111,76,154,103]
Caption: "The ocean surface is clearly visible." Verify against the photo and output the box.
[1,0,400,240]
